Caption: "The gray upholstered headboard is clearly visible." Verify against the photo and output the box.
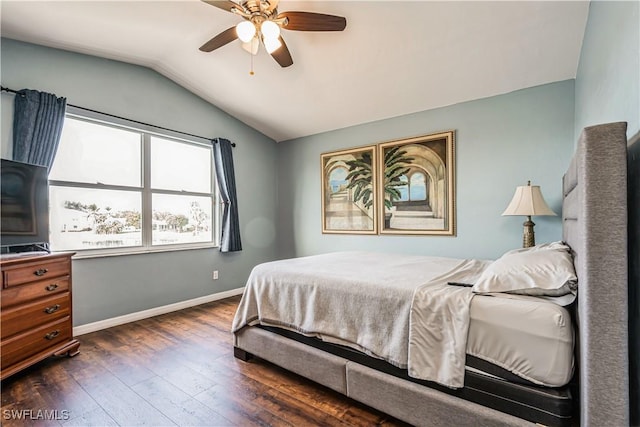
[562,122,629,426]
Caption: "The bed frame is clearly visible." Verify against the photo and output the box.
[234,122,630,426]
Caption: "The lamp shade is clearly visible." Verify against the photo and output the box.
[502,183,556,216]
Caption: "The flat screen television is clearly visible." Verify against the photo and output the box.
[1,158,50,254]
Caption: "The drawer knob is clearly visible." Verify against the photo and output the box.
[44,330,60,340]
[45,283,59,291]
[34,268,49,277]
[44,304,61,314]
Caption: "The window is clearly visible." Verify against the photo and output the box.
[49,114,219,256]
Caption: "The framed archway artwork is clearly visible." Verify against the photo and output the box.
[378,131,456,235]
[321,145,378,234]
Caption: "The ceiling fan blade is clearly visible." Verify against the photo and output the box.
[201,0,242,14]
[269,36,293,68]
[278,11,346,31]
[199,27,238,52]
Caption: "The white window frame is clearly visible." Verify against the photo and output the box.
[50,108,220,258]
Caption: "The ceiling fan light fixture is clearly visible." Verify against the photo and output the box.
[236,21,256,43]
[201,0,347,68]
[264,36,282,54]
[260,20,280,40]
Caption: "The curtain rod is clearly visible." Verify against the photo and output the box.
[0,86,236,147]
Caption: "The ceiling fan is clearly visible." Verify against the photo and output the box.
[199,0,347,68]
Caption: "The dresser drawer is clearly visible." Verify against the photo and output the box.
[1,278,69,308]
[1,316,71,370]
[1,293,70,340]
[3,258,70,288]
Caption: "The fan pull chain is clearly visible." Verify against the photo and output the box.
[250,51,255,76]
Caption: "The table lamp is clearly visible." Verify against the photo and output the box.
[502,181,556,248]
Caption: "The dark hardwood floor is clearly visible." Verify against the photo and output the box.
[1,296,409,426]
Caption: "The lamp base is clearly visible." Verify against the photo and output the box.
[522,216,535,248]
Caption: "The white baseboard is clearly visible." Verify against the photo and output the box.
[73,287,245,336]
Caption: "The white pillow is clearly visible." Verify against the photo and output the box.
[472,241,578,297]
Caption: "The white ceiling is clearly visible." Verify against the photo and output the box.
[1,1,589,142]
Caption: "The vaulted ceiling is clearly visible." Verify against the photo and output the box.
[0,1,590,142]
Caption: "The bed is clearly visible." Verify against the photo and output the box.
[232,122,629,426]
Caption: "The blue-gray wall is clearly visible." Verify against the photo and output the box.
[574,0,640,141]
[276,81,575,261]
[1,38,279,326]
[573,2,640,424]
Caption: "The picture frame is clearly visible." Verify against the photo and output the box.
[321,145,378,234]
[378,131,456,235]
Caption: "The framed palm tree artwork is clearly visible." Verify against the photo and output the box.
[321,145,377,234]
[378,131,456,235]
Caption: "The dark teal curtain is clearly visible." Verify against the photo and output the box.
[12,89,67,171]
[213,138,242,252]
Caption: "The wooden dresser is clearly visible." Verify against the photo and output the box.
[1,252,80,380]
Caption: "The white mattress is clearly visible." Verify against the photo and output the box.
[233,251,575,388]
[468,293,574,387]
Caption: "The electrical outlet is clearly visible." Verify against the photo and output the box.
[213,270,219,280]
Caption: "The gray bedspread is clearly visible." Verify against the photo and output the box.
[232,251,490,388]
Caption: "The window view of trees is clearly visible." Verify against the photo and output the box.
[63,201,141,234]
[151,195,212,246]
[52,195,211,249]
